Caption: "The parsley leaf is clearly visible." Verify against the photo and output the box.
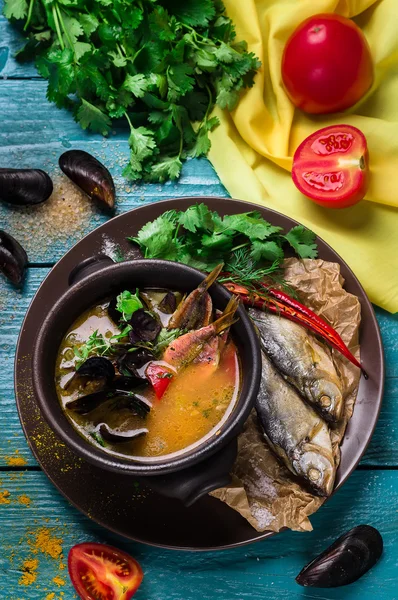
[222,212,283,240]
[284,226,319,259]
[129,213,179,259]
[7,0,261,182]
[3,0,28,20]
[131,204,319,289]
[116,290,143,322]
[178,203,215,233]
[77,99,112,136]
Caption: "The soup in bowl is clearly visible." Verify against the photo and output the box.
[32,259,261,504]
[56,271,241,461]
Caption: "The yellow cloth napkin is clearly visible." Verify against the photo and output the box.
[209,0,398,313]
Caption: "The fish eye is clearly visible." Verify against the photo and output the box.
[320,395,332,408]
[308,468,321,482]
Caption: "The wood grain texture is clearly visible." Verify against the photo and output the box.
[0,469,396,599]
[0,79,226,262]
[0,7,397,598]
[0,269,396,467]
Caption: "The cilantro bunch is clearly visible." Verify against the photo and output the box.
[4,0,261,182]
[130,203,318,285]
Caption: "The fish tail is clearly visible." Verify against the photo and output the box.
[213,295,240,334]
[198,263,224,293]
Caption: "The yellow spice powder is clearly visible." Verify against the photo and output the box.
[45,594,55,600]
[19,558,39,586]
[30,527,63,559]
[5,450,27,467]
[0,490,11,504]
[53,575,65,587]
[18,494,31,507]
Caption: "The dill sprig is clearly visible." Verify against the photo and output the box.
[219,248,283,292]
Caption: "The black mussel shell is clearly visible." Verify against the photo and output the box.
[111,390,152,417]
[66,387,151,416]
[65,390,111,415]
[296,525,383,588]
[158,291,177,314]
[77,356,115,382]
[108,296,121,324]
[117,348,155,377]
[113,375,149,391]
[0,230,28,285]
[0,168,53,206]
[129,309,161,342]
[59,150,115,210]
[98,423,148,443]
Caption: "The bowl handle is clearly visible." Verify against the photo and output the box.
[68,255,115,286]
[141,438,238,507]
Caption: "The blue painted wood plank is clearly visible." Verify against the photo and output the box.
[0,81,227,263]
[0,469,396,599]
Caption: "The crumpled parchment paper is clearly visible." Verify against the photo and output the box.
[211,258,361,533]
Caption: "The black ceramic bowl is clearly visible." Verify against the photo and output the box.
[32,258,261,505]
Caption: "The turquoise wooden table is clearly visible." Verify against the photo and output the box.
[1,7,398,600]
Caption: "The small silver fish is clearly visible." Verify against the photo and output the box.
[256,352,335,497]
[249,308,344,423]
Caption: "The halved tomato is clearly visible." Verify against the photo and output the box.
[68,543,143,600]
[292,125,369,209]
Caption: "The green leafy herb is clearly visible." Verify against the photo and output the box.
[89,431,106,447]
[116,290,143,322]
[73,330,112,368]
[131,204,319,289]
[152,327,183,356]
[284,226,318,259]
[4,0,261,182]
[73,325,132,368]
[110,324,133,342]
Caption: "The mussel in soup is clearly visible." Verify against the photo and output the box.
[55,272,241,459]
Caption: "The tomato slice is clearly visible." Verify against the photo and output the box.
[292,125,369,209]
[68,543,143,600]
[146,362,173,399]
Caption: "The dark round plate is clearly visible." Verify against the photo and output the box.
[14,197,384,551]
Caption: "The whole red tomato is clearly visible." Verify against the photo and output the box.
[292,125,369,209]
[282,14,373,114]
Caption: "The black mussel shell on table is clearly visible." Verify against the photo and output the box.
[59,150,116,211]
[296,525,383,588]
[0,230,28,285]
[129,308,161,343]
[77,356,115,382]
[0,168,53,206]
[98,423,148,443]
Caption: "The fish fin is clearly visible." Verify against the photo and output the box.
[198,263,224,293]
[304,339,321,366]
[213,295,240,334]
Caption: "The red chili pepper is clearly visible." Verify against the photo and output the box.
[146,363,174,399]
[223,281,366,377]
